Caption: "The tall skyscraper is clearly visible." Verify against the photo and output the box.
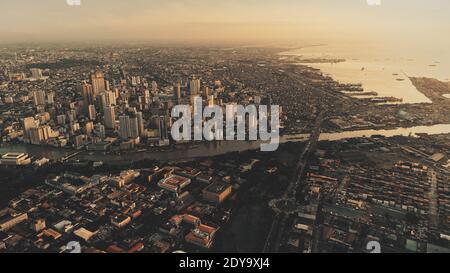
[88,105,97,121]
[97,92,106,111]
[67,110,77,123]
[97,91,115,111]
[136,112,145,137]
[85,121,94,135]
[173,83,182,103]
[22,117,37,132]
[158,116,169,141]
[119,110,141,139]
[119,115,130,139]
[81,83,94,114]
[22,117,38,142]
[131,76,141,87]
[143,89,151,105]
[207,95,215,107]
[47,92,55,105]
[28,126,51,145]
[32,90,46,106]
[105,80,110,91]
[56,114,66,125]
[105,91,116,106]
[30,68,43,79]
[203,86,210,98]
[81,83,94,102]
[129,116,139,139]
[104,106,116,129]
[254,95,262,105]
[90,70,106,95]
[190,77,201,107]
[94,123,106,139]
[190,77,201,96]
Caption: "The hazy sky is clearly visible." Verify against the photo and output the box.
[1,0,450,45]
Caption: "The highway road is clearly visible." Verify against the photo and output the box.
[263,111,325,253]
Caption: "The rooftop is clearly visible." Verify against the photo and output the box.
[203,180,232,194]
[158,175,191,192]
[1,153,28,159]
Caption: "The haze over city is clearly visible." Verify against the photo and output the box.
[1,0,450,46]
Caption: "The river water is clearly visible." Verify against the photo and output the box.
[2,124,450,163]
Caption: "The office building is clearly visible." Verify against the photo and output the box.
[203,86,210,98]
[94,123,106,138]
[88,104,97,120]
[105,91,116,106]
[81,83,94,113]
[85,121,94,135]
[56,115,66,125]
[32,90,46,106]
[136,111,145,137]
[104,106,116,129]
[207,95,215,107]
[28,125,51,145]
[22,117,38,142]
[119,115,130,139]
[30,68,43,79]
[22,117,38,132]
[190,77,201,96]
[90,70,106,95]
[98,91,116,110]
[47,92,55,105]
[129,116,139,139]
[119,114,139,139]
[158,116,169,141]
[173,83,182,102]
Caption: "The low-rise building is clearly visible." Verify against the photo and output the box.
[202,181,232,203]
[0,208,28,231]
[111,213,131,228]
[158,175,191,194]
[185,224,218,249]
[0,153,31,166]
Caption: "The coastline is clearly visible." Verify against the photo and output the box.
[409,77,450,104]
[278,46,450,104]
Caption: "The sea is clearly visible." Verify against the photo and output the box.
[281,42,450,104]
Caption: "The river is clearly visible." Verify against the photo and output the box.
[2,124,450,163]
